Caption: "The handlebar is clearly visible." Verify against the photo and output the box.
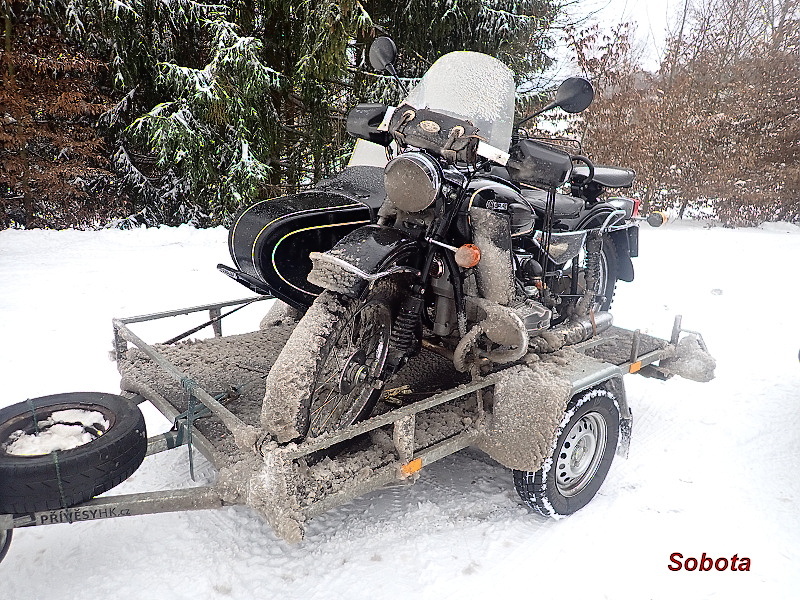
[570,154,595,185]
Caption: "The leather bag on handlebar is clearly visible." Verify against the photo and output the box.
[389,104,481,164]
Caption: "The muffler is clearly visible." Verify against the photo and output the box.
[528,312,614,354]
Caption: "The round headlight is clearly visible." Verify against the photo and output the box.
[384,153,442,213]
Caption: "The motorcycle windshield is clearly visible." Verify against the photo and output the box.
[348,51,516,167]
[403,51,516,151]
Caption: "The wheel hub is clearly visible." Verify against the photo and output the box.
[556,411,607,497]
[339,349,368,395]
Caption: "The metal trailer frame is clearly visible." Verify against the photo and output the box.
[1,295,699,544]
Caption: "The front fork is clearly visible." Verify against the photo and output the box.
[385,240,466,372]
[386,287,426,372]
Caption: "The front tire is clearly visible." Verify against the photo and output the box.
[265,278,402,441]
[513,388,619,517]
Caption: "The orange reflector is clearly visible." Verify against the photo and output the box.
[455,244,481,268]
[629,361,642,373]
[401,458,423,476]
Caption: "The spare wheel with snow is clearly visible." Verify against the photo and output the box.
[0,392,147,513]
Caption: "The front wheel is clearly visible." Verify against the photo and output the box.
[263,278,402,441]
[513,388,619,517]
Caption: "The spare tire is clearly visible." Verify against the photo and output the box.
[0,392,147,514]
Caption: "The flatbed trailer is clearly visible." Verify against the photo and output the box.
[0,296,711,557]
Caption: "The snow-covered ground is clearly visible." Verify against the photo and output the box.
[1,219,799,599]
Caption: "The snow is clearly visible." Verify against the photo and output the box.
[4,409,109,456]
[1,220,799,598]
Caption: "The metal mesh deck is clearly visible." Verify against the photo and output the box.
[580,326,669,365]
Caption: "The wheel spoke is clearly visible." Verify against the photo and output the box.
[314,390,351,433]
[310,387,336,415]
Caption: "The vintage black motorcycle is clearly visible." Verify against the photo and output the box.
[220,38,648,443]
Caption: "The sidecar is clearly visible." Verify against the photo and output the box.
[222,163,386,310]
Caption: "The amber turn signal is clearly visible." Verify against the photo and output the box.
[455,244,481,268]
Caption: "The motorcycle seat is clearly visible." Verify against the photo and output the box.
[314,165,386,213]
[572,165,635,188]
[521,188,584,218]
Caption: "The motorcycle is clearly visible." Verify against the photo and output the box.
[219,38,652,443]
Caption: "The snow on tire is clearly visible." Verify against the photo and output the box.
[513,388,619,517]
[262,278,402,442]
[0,392,147,514]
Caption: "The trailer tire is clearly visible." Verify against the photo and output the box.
[513,388,619,517]
[0,393,147,514]
[0,528,11,564]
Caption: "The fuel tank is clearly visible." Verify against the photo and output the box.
[461,177,535,237]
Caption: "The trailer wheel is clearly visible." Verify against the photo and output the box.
[513,388,619,517]
[0,393,147,514]
[0,528,11,564]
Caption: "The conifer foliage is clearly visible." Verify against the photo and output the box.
[2,0,561,228]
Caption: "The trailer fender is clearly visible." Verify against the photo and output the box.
[478,364,573,472]
[599,375,632,458]
[480,364,633,471]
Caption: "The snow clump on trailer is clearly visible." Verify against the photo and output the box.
[479,360,572,472]
[662,334,716,382]
[259,300,302,330]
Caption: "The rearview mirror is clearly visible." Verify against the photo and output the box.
[554,77,594,113]
[369,37,398,72]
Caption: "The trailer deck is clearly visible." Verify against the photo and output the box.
[2,296,704,546]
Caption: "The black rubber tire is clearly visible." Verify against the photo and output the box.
[513,388,619,517]
[0,392,147,514]
[0,528,11,564]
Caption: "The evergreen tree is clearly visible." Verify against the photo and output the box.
[12,0,563,227]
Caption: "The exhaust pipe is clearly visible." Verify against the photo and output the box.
[528,312,613,354]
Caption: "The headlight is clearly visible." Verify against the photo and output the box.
[384,153,442,212]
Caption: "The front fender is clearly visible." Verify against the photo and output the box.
[307,225,422,297]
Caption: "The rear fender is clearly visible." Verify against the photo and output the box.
[608,225,638,282]
[307,225,422,297]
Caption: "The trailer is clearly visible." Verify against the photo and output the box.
[0,296,714,560]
